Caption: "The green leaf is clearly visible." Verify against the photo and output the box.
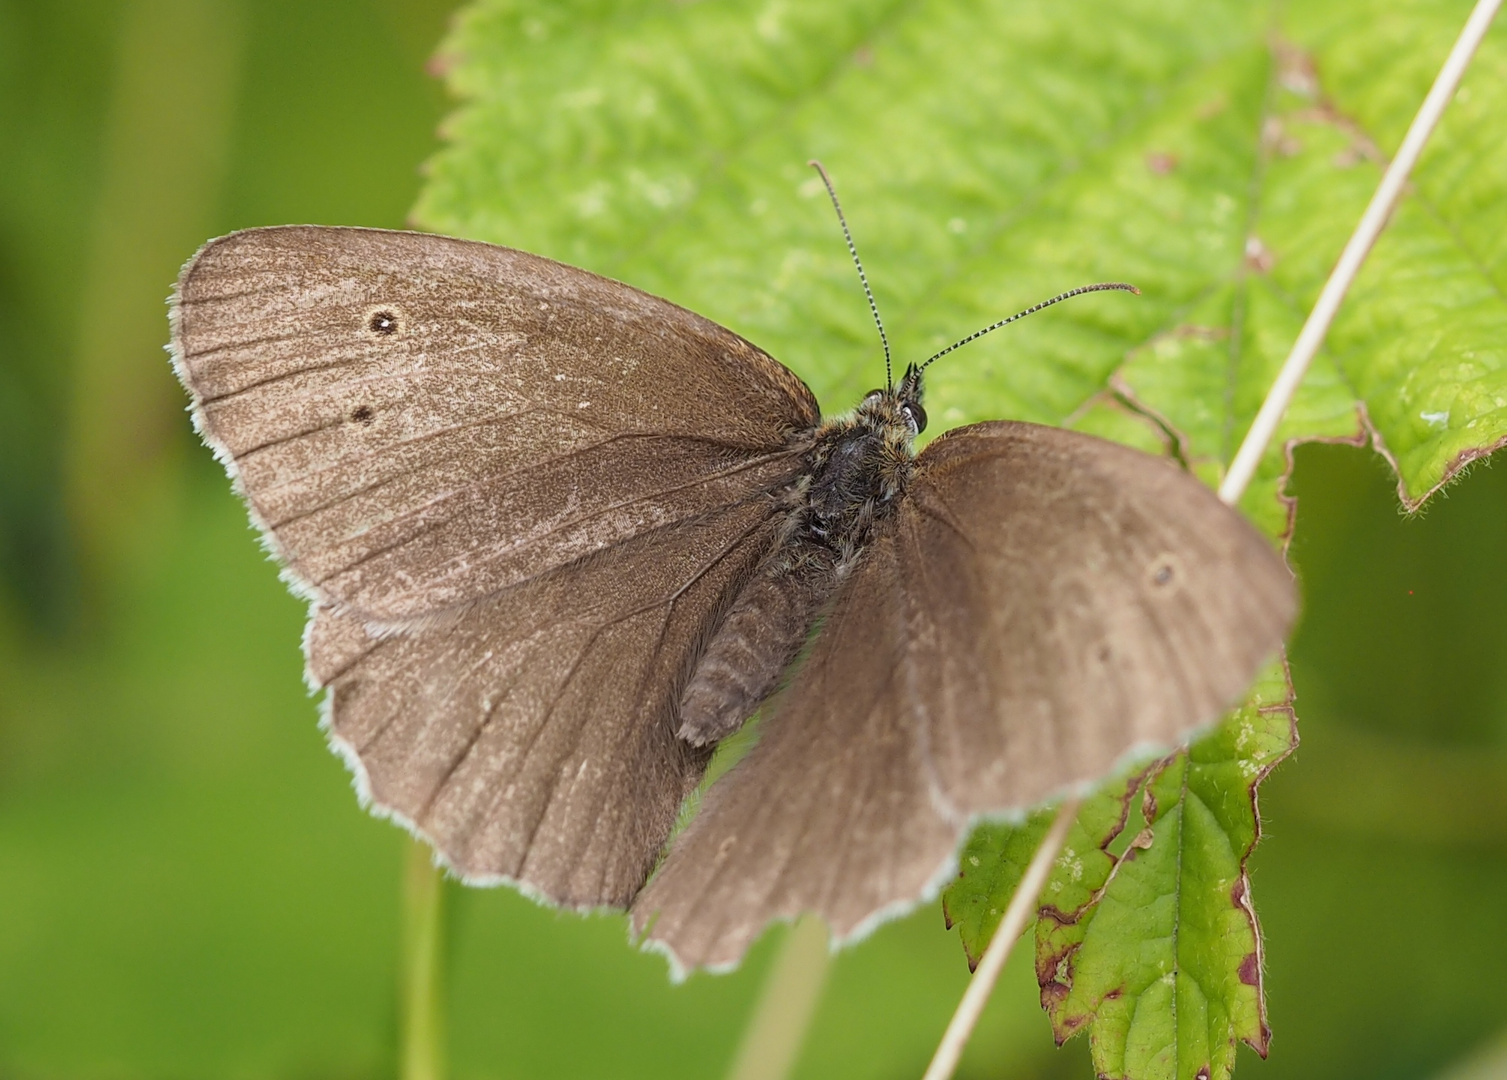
[1034,664,1295,1080]
[942,761,1154,972]
[1283,0,1507,505]
[420,0,1506,492]
[418,0,1273,416]
[1101,1,1507,527]
[415,0,1507,1074]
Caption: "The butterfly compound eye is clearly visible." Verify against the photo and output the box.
[903,402,927,434]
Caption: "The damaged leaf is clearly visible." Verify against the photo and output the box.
[943,763,1153,973]
[1035,663,1294,1080]
[419,1,1505,510]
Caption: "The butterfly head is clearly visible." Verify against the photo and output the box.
[894,362,926,434]
[857,362,927,443]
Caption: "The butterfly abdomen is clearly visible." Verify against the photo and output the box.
[676,541,838,747]
[675,398,918,749]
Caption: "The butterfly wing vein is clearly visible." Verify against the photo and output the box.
[633,421,1295,969]
[171,226,819,905]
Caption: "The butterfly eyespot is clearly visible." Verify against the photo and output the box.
[366,308,401,336]
[1146,554,1184,593]
[902,402,927,434]
[349,405,376,426]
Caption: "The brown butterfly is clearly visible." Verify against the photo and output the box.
[169,180,1294,975]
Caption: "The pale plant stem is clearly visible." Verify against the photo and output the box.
[725,917,834,1080]
[920,799,1080,1080]
[1218,0,1503,507]
[400,838,447,1080]
[921,6,1499,1078]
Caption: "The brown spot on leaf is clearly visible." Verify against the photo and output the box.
[1239,951,1261,986]
[1332,146,1365,168]
[1253,1022,1273,1058]
[1041,980,1070,1008]
[1038,905,1078,927]
[1261,117,1292,155]
[1273,38,1319,97]
[1036,943,1079,996]
[1244,235,1275,273]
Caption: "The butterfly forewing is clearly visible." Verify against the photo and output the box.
[634,420,1295,970]
[172,226,818,623]
[172,226,819,904]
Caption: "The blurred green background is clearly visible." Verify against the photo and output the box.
[2,2,1506,1078]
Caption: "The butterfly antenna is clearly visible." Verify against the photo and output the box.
[810,160,894,390]
[917,282,1140,373]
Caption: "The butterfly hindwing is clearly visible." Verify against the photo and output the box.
[896,421,1294,816]
[634,421,1295,969]
[307,501,781,904]
[631,532,956,970]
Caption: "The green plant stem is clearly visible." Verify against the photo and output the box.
[725,917,833,1080]
[923,798,1081,1080]
[400,838,447,1080]
[66,0,244,593]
